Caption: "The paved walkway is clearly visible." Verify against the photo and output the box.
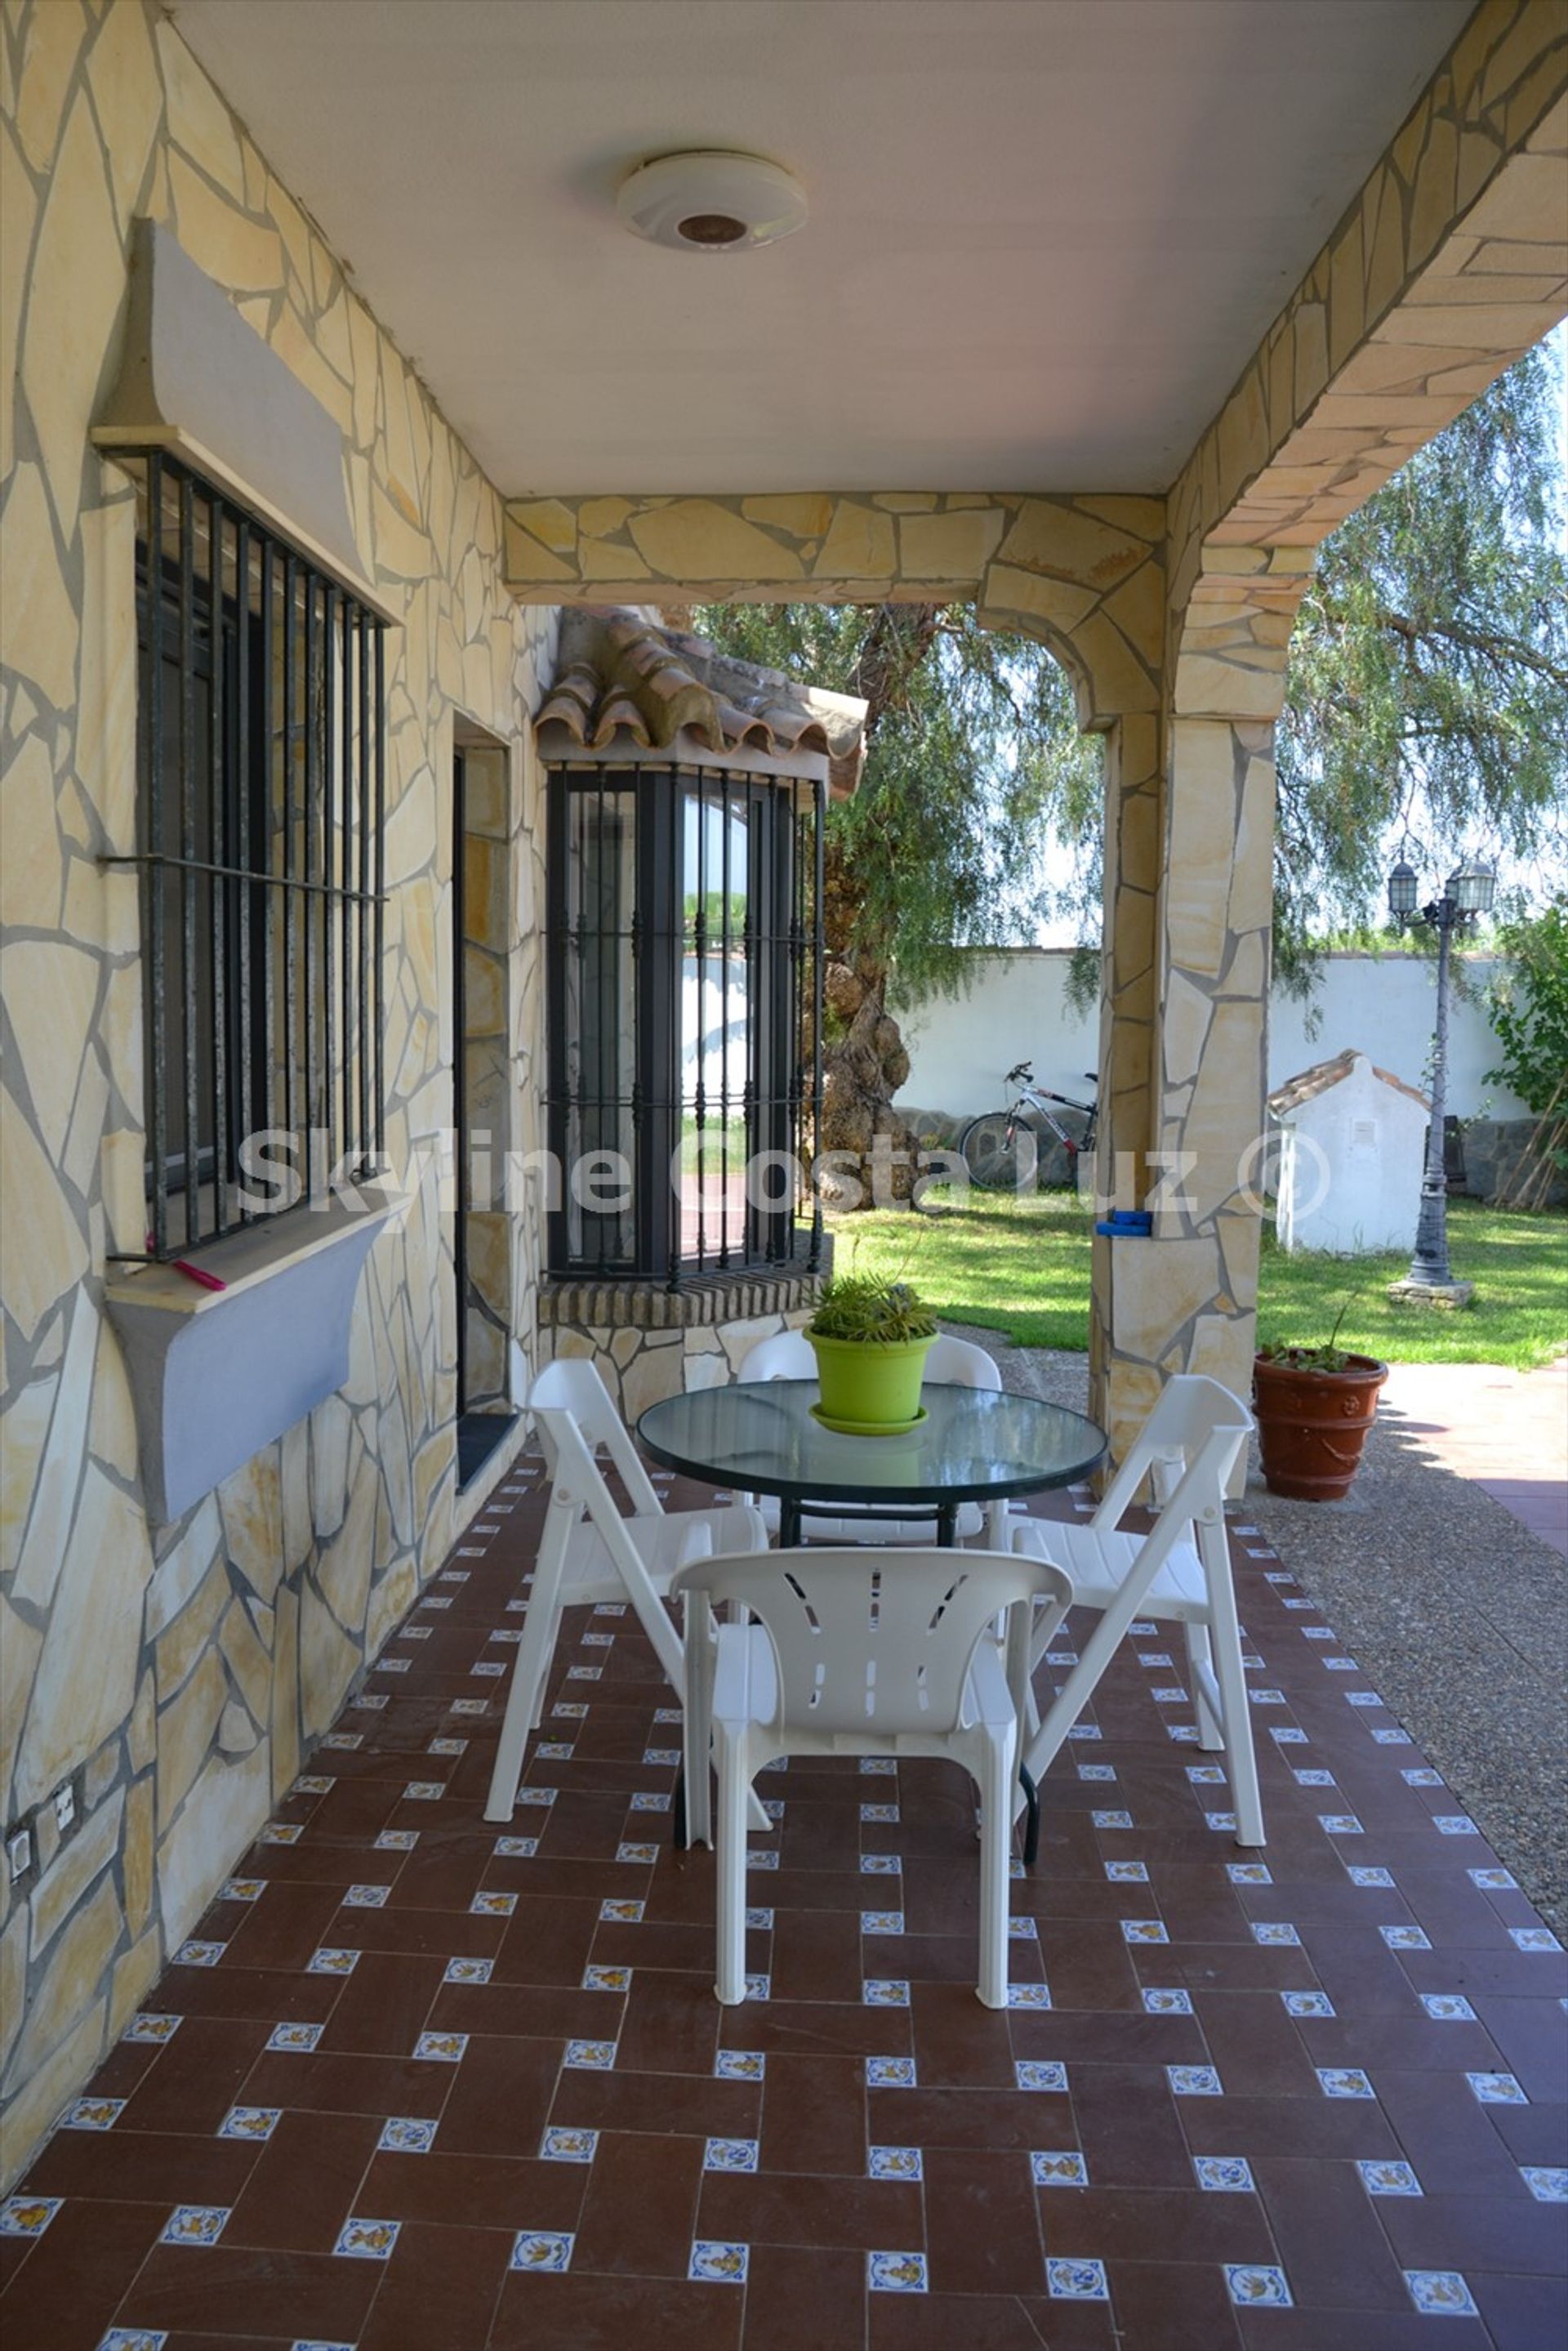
[1378,1358,1568,1561]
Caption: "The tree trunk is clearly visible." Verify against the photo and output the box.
[816,604,942,1207]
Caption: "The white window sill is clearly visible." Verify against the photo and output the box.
[105,1183,404,1523]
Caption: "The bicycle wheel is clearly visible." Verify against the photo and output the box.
[959,1111,1025,1190]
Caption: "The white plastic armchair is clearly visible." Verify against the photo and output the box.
[738,1329,1010,1544]
[1010,1374,1263,1845]
[670,1546,1071,2009]
[483,1359,768,1822]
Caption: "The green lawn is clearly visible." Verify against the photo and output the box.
[838,1189,1567,1371]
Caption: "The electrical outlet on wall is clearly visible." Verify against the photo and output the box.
[6,1827,32,1885]
[53,1781,76,1836]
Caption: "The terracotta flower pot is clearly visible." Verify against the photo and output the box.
[1252,1351,1388,1502]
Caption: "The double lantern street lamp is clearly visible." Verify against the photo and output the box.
[1386,857,1497,1291]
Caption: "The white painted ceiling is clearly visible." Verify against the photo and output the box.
[171,0,1476,496]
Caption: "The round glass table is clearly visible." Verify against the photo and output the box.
[636,1381,1107,1547]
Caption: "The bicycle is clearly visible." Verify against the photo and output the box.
[957,1061,1100,1191]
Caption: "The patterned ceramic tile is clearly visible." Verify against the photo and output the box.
[1143,1987,1195,2015]
[334,2218,401,2260]
[1227,1863,1272,1884]
[582,1966,631,1992]
[860,1803,899,1822]
[1521,2168,1568,2202]
[1167,2065,1223,2097]
[96,2333,170,2350]
[1281,1991,1334,2018]
[1379,1925,1432,1951]
[1008,1916,1040,1938]
[1468,1867,1517,1890]
[470,1891,518,1917]
[1357,2160,1423,2197]
[1419,1992,1476,2021]
[1031,2150,1089,2186]
[866,2057,916,2088]
[1205,1812,1239,1832]
[1348,1867,1396,1888]
[1316,2068,1375,2099]
[266,2022,324,2052]
[1510,1925,1563,1952]
[684,2237,751,2291]
[715,2050,766,2081]
[1046,2257,1109,2300]
[1225,2265,1292,2307]
[0,2197,62,2236]
[443,1956,494,1985]
[376,1829,420,1851]
[307,1947,360,1976]
[1466,2072,1527,2104]
[173,1940,226,1968]
[1076,1764,1116,1782]
[703,2138,760,2172]
[867,2251,928,2293]
[541,2126,599,2163]
[1106,1860,1149,1883]
[862,1912,905,1936]
[868,2146,923,2179]
[564,2040,618,2070]
[161,2205,231,2246]
[124,2013,183,2044]
[1254,1923,1301,1946]
[510,2229,575,2274]
[1006,1983,1052,2010]
[860,1854,901,1876]
[341,1885,390,1909]
[220,1878,267,1903]
[496,1836,538,1858]
[1403,2271,1478,2317]
[378,2117,439,2153]
[413,2031,469,2063]
[63,2096,126,2130]
[1092,1809,1134,1829]
[617,1842,659,1865]
[217,2107,280,2141]
[1120,1919,1169,1944]
[1016,2060,1067,2091]
[1194,2156,1254,2192]
[746,1908,775,1930]
[599,1899,645,1923]
[1187,1766,1227,1785]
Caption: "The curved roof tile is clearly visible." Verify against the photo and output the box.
[536,606,867,795]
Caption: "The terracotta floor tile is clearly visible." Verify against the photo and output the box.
[0,2196,167,2351]
[571,2128,706,2276]
[354,2217,513,2351]
[223,2108,381,2251]
[115,2241,383,2342]
[922,2146,1047,2295]
[742,2241,866,2350]
[491,2268,745,2351]
[6,1495,1563,2349]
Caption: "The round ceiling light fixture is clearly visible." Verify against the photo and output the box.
[616,151,807,253]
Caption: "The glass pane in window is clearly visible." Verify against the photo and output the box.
[563,787,635,1267]
[679,781,751,1265]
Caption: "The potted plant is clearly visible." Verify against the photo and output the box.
[804,1272,938,1435]
[1253,1300,1388,1502]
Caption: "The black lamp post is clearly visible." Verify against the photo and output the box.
[1386,857,1497,1287]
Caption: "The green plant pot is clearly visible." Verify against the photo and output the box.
[805,1331,936,1434]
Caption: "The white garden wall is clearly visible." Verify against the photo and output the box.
[894,949,1530,1127]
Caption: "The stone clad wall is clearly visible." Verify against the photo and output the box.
[0,0,555,2185]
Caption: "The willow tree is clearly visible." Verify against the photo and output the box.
[693,340,1568,1193]
[688,600,1101,1189]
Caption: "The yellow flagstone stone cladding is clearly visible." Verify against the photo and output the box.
[504,0,1568,1463]
[1,0,1566,2197]
[0,0,559,2187]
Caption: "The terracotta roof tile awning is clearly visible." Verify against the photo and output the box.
[1268,1046,1430,1118]
[535,606,867,795]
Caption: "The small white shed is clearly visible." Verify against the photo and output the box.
[1269,1049,1431,1256]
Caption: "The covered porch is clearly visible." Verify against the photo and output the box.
[2,0,1566,2341]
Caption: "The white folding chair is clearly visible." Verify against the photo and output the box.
[670,1546,1072,2007]
[484,1359,768,1822]
[737,1328,1010,1544]
[1010,1374,1263,1846]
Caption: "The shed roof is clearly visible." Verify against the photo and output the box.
[535,606,867,796]
[1268,1047,1430,1118]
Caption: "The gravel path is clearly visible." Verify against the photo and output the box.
[947,1323,1567,1936]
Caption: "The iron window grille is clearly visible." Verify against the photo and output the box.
[114,450,386,1261]
[545,760,825,1283]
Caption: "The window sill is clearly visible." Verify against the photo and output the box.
[105,1183,403,1523]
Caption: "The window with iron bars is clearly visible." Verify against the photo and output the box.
[117,452,386,1262]
[545,761,825,1283]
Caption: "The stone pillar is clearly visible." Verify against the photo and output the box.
[1093,555,1306,1461]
